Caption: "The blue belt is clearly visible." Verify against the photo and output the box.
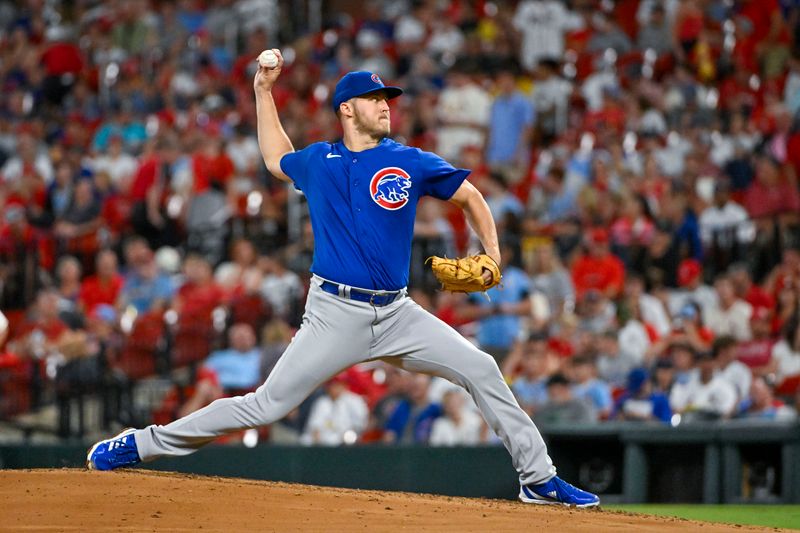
[320,281,404,307]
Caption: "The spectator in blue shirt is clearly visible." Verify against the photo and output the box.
[203,323,263,391]
[570,355,613,419]
[613,368,672,423]
[480,172,526,225]
[384,374,441,444]
[118,238,175,314]
[529,167,578,226]
[177,323,263,417]
[663,191,703,262]
[91,104,148,154]
[737,376,796,422]
[511,333,553,416]
[486,62,535,183]
[462,242,531,363]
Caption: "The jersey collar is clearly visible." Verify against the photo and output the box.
[337,137,388,155]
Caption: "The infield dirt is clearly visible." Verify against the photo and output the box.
[0,469,784,532]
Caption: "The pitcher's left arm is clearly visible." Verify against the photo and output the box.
[448,180,501,279]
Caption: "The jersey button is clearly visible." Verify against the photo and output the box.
[352,158,357,163]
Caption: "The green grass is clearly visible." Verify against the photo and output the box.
[606,504,800,530]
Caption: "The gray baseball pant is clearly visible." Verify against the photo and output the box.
[134,276,556,485]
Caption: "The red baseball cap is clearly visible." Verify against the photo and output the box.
[750,306,772,322]
[588,228,609,244]
[678,259,702,287]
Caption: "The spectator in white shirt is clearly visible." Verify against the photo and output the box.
[770,313,800,382]
[669,351,738,420]
[596,330,642,390]
[394,2,432,48]
[354,29,396,79]
[90,134,138,192]
[706,275,752,341]
[698,181,754,253]
[624,274,671,337]
[429,390,484,446]
[617,307,652,368]
[712,335,752,403]
[668,258,719,319]
[709,114,761,167]
[1,131,54,185]
[226,124,262,177]
[531,59,573,138]
[301,373,368,446]
[513,0,583,72]
[435,63,491,163]
[427,19,465,59]
[259,254,303,322]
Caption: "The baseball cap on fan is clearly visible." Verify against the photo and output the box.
[677,258,702,287]
[332,71,403,112]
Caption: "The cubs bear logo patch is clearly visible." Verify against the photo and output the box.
[371,73,382,84]
[370,167,412,210]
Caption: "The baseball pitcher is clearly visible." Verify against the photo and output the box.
[87,49,599,507]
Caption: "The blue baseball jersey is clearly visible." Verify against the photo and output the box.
[280,138,469,290]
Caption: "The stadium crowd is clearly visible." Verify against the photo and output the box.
[2,0,800,445]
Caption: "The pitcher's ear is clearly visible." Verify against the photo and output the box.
[339,100,354,117]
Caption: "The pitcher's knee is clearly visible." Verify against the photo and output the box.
[460,349,503,385]
[245,386,297,426]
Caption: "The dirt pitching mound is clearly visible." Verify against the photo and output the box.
[0,469,778,532]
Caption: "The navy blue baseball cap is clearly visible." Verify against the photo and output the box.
[332,71,403,112]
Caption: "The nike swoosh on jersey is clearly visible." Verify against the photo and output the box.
[326,153,342,158]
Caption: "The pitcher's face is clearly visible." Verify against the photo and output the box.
[350,91,391,138]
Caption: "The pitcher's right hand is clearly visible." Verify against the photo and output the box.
[254,48,284,93]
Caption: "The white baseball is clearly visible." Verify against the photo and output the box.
[258,49,278,69]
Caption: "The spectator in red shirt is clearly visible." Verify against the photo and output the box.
[129,135,182,249]
[40,28,84,105]
[744,155,800,222]
[738,306,777,374]
[174,254,226,318]
[10,289,69,359]
[737,0,790,70]
[584,88,626,135]
[79,249,124,314]
[773,279,799,336]
[191,136,235,193]
[571,228,626,299]
[728,262,775,310]
[765,244,800,299]
[610,193,655,268]
[673,0,704,60]
[719,61,763,115]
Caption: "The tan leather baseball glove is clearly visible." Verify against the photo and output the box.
[427,254,501,293]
